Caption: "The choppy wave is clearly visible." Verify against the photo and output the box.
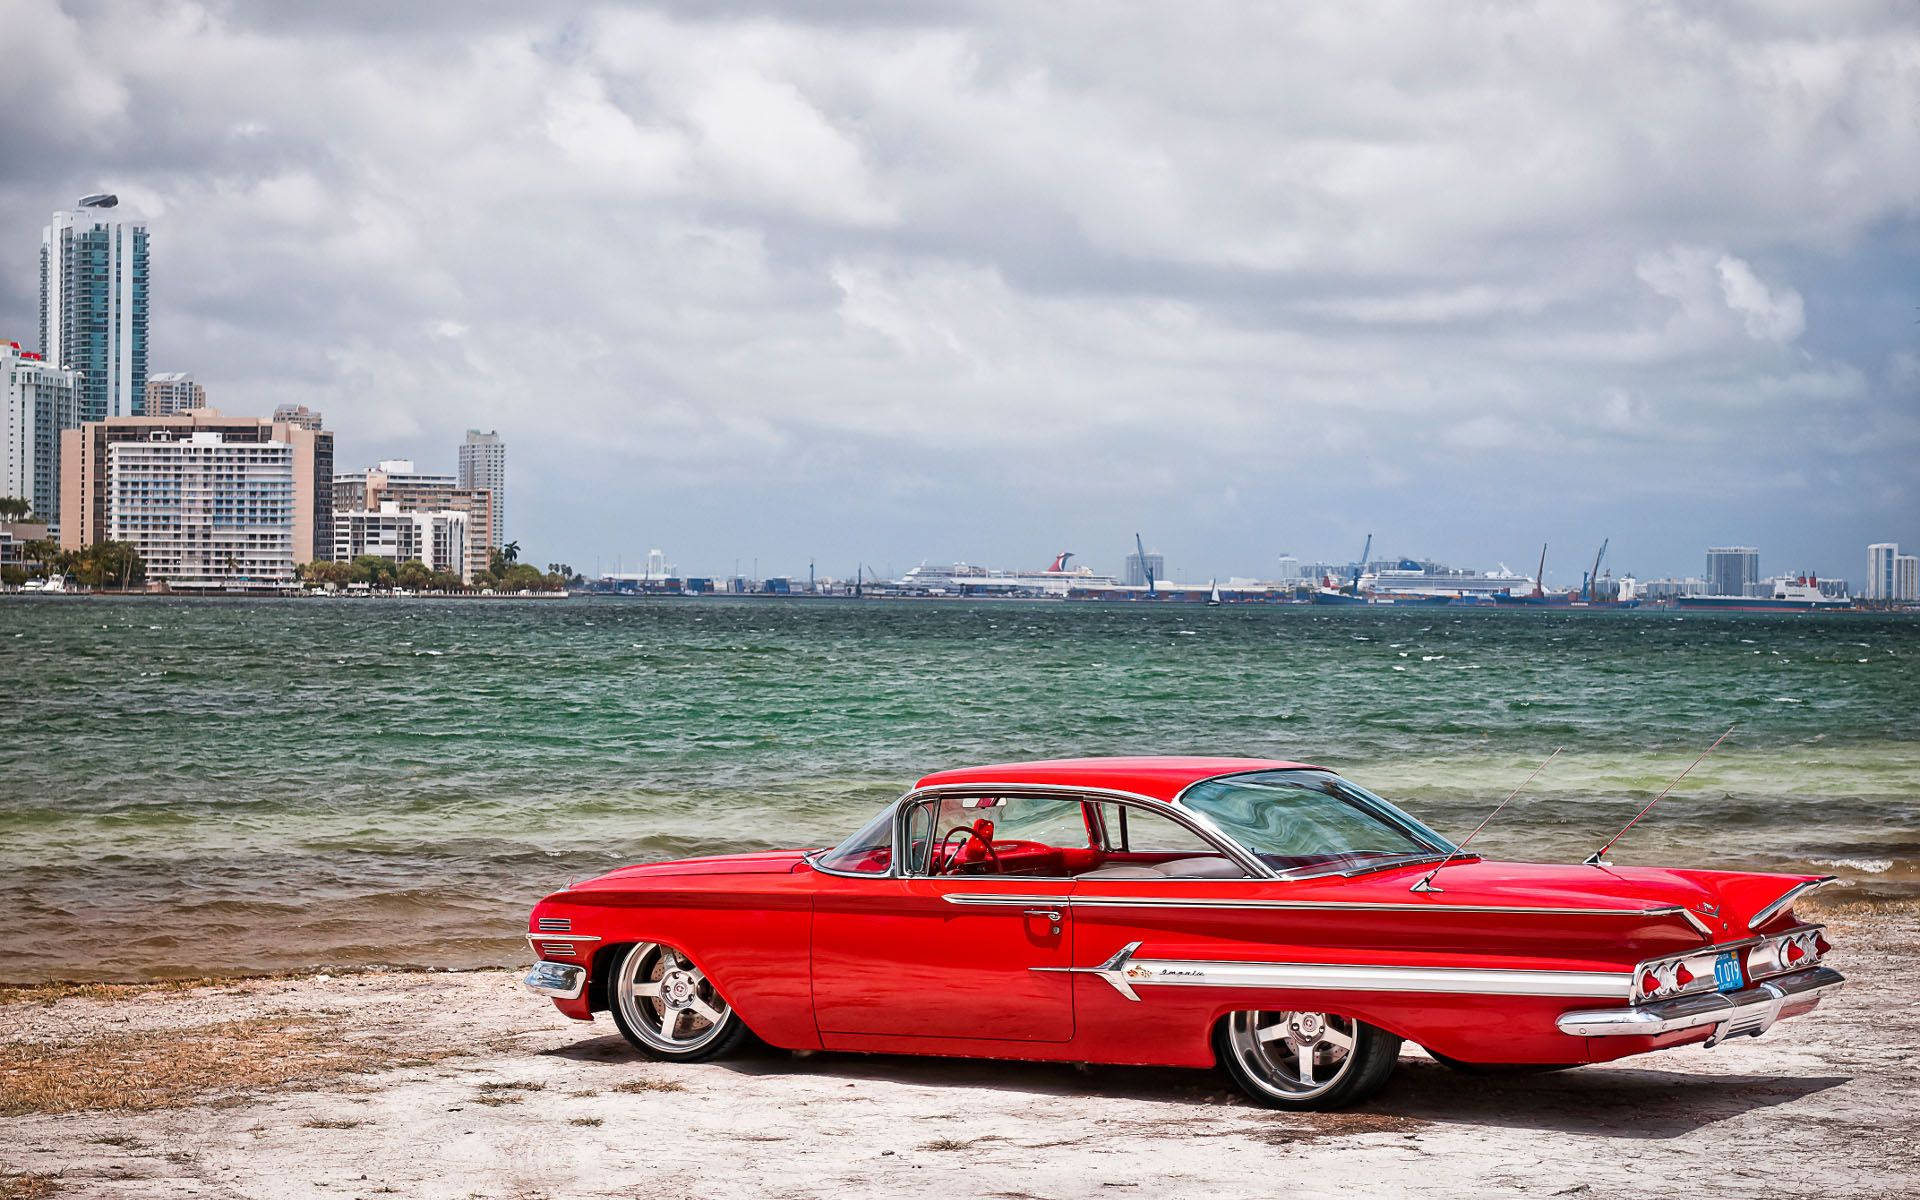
[1,598,1915,981]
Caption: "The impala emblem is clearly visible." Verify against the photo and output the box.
[1696,902,1721,917]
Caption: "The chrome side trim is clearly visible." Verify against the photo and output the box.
[522,960,588,1000]
[1032,942,1626,1002]
[1748,877,1838,930]
[527,933,602,945]
[1674,908,1715,941]
[945,892,1702,919]
[1557,965,1843,1040]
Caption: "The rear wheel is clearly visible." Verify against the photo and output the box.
[607,941,752,1062]
[1215,1010,1400,1110]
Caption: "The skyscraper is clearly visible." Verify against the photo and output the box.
[41,195,149,422]
[1705,546,1759,597]
[146,373,206,416]
[2,341,80,529]
[1867,543,1918,602]
[1123,548,1165,587]
[458,429,505,547]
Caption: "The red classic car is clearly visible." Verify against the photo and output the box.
[523,756,1844,1109]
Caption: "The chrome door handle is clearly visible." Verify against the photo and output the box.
[1022,908,1062,921]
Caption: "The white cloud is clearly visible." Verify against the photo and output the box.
[1716,254,1805,343]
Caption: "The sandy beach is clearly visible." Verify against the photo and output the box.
[1,908,1914,1199]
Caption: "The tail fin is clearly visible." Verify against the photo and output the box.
[1048,551,1073,573]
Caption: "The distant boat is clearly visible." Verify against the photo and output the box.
[1208,579,1221,606]
[1673,579,1849,613]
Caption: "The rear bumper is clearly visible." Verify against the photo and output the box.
[1557,966,1843,1045]
[523,960,587,1000]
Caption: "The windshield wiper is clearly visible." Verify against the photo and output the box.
[1337,852,1466,879]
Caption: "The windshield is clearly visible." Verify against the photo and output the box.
[814,804,897,875]
[1178,770,1455,876]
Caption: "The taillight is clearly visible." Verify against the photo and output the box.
[1640,969,1660,995]
[1785,941,1805,965]
[1674,963,1694,986]
[1814,933,1831,956]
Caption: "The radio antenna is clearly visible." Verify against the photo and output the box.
[1410,748,1561,893]
[1582,724,1735,867]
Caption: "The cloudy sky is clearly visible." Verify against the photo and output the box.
[3,0,1916,583]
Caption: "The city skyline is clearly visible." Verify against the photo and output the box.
[1,3,1915,583]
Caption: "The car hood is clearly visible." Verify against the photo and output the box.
[581,849,813,885]
[1322,859,1830,938]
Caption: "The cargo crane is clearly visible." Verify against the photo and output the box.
[1134,532,1156,598]
[1353,532,1372,594]
[1583,538,1609,602]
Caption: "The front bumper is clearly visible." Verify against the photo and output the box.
[523,960,588,1000]
[1557,965,1843,1046]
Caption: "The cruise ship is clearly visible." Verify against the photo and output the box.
[894,553,1121,598]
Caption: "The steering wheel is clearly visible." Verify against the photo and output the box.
[935,825,1002,875]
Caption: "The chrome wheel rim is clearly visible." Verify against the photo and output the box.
[1224,1010,1357,1100]
[615,942,731,1053]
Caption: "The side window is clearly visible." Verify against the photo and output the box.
[1094,802,1223,856]
[911,794,1094,876]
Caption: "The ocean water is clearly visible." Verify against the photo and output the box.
[0,596,1913,983]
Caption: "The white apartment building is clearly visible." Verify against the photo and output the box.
[457,429,505,547]
[108,430,296,591]
[1867,543,1919,602]
[335,501,469,579]
[2,341,79,530]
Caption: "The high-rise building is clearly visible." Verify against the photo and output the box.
[41,195,149,422]
[272,403,324,431]
[457,429,505,547]
[106,431,295,591]
[1275,555,1302,584]
[2,341,80,531]
[60,410,333,568]
[1870,543,1919,602]
[334,502,469,579]
[1123,548,1165,587]
[145,373,205,416]
[1705,546,1759,597]
[334,459,493,583]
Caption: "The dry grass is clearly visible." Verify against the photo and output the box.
[477,1081,544,1093]
[0,1173,60,1200]
[611,1078,686,1095]
[0,1016,389,1117]
[920,1136,975,1152]
[569,1117,603,1127]
[300,1118,364,1130]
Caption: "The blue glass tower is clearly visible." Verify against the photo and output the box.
[40,195,149,422]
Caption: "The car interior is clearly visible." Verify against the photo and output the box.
[912,794,1247,879]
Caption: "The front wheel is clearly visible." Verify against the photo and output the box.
[607,941,753,1062]
[1215,1010,1400,1110]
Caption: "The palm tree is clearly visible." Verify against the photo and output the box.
[503,540,521,566]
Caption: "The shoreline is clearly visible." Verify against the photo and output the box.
[4,911,1916,1198]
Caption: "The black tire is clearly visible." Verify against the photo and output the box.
[1427,1051,1580,1075]
[606,941,754,1063]
[1214,1010,1401,1111]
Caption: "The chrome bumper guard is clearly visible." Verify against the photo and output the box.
[523,960,588,1000]
[1557,965,1843,1046]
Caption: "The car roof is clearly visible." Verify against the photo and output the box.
[911,755,1326,803]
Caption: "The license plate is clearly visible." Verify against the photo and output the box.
[1713,950,1743,992]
